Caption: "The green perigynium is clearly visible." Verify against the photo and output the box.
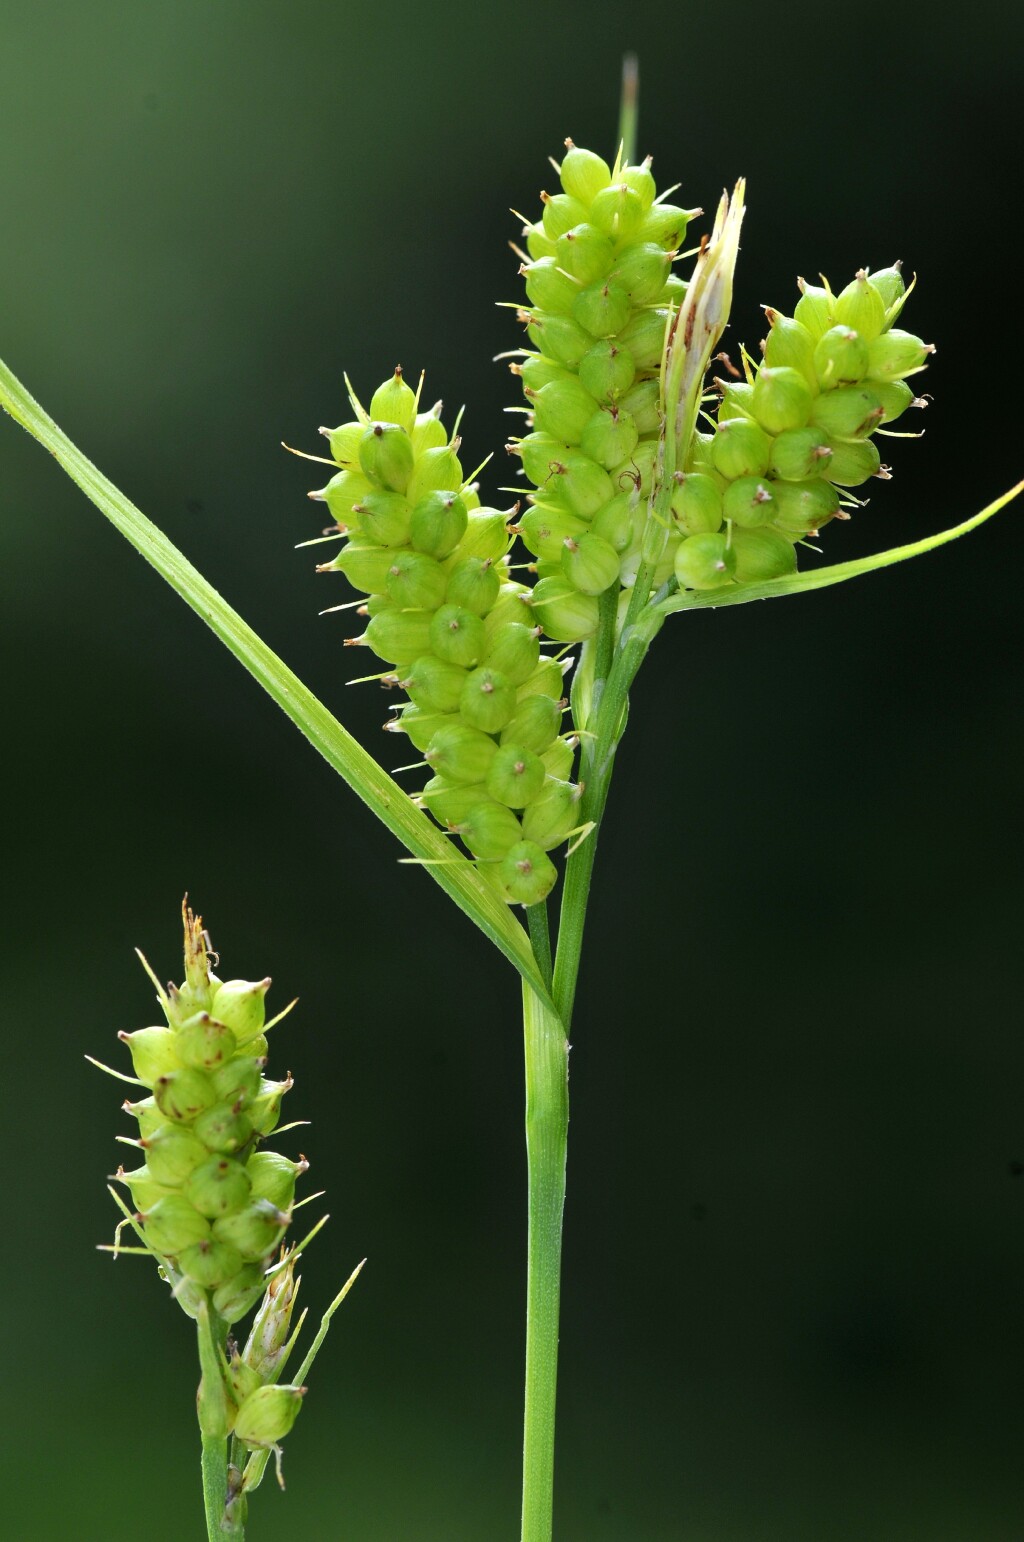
[308,366,583,906]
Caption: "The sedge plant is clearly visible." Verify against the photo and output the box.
[2,61,1020,1542]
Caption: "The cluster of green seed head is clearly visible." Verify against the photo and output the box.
[303,142,934,906]
[675,264,933,589]
[115,912,298,1318]
[508,139,695,634]
[110,907,309,1464]
[310,368,583,906]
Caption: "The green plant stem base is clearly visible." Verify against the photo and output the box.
[521,983,569,1542]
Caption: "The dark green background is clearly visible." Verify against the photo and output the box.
[2,3,1022,1538]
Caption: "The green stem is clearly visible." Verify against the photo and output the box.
[520,981,570,1542]
[196,1305,245,1541]
[552,598,663,1030]
[201,1432,230,1541]
[527,902,553,992]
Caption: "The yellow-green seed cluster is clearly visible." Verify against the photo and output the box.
[311,367,583,906]
[115,908,299,1327]
[508,140,695,634]
[674,265,933,590]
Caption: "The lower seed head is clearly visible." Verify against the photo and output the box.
[119,1026,180,1087]
[866,329,933,380]
[561,530,620,595]
[446,556,501,617]
[809,384,883,440]
[588,182,646,242]
[825,436,881,486]
[572,280,631,338]
[358,421,415,492]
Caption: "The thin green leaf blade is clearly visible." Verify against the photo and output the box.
[656,480,1023,615]
[0,355,552,1004]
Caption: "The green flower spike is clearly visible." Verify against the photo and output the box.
[94,901,362,1539]
[509,140,704,617]
[307,369,583,906]
[667,262,934,588]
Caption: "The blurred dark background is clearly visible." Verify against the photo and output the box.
[2,3,1022,1538]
